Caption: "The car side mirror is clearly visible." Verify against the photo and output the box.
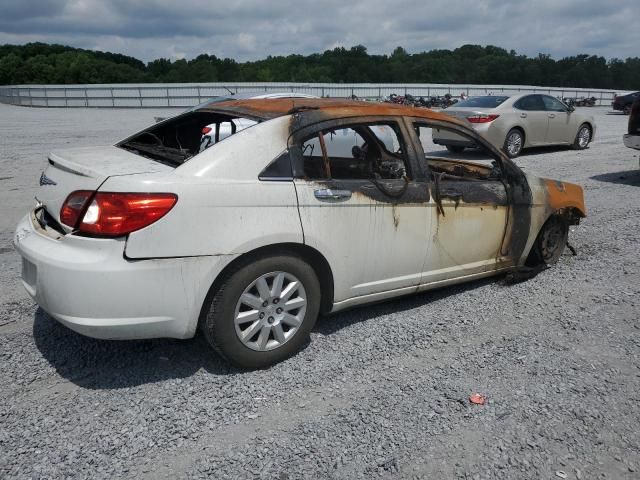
[567,105,575,113]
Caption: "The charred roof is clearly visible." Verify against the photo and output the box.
[196,97,465,126]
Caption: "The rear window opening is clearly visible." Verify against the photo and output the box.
[453,96,510,109]
[117,111,258,167]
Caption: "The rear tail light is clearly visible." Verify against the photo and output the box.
[60,190,93,228]
[467,114,500,124]
[60,191,177,236]
[202,126,212,135]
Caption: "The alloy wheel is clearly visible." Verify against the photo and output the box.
[577,126,591,148]
[506,131,523,156]
[234,271,307,352]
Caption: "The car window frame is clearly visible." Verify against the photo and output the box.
[514,94,545,112]
[288,116,421,182]
[402,116,531,191]
[450,95,511,109]
[414,122,504,181]
[541,95,569,113]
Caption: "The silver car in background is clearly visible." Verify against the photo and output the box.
[433,94,596,158]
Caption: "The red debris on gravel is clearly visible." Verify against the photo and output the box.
[469,393,487,405]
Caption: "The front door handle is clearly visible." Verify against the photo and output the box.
[519,113,527,118]
[314,189,352,201]
[548,113,556,118]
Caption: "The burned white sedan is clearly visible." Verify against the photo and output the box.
[14,98,586,368]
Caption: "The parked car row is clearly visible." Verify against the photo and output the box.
[385,93,459,109]
[560,96,598,107]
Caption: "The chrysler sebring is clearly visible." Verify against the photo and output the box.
[14,98,586,368]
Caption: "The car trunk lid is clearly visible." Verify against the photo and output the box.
[36,145,172,231]
[441,107,495,122]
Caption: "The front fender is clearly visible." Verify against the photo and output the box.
[542,178,587,218]
[518,175,586,265]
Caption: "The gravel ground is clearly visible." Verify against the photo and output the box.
[0,104,639,479]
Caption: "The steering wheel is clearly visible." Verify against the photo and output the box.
[138,131,163,145]
[352,144,367,160]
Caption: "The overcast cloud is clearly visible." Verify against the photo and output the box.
[0,0,638,62]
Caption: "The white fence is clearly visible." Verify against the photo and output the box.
[0,82,619,108]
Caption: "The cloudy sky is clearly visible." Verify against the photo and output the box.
[1,0,638,62]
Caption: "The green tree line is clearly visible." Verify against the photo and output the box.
[1,42,638,90]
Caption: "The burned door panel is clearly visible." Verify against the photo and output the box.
[424,190,510,283]
[290,118,432,302]
[411,121,515,283]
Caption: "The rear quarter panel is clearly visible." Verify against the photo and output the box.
[100,116,304,259]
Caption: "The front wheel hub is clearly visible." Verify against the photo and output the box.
[577,127,590,147]
[507,132,522,156]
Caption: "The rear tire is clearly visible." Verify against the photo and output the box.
[525,215,569,267]
[503,129,524,158]
[572,124,591,150]
[202,254,321,369]
[446,145,465,154]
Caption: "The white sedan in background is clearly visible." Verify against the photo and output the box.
[433,94,596,158]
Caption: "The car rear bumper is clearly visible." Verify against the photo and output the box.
[13,211,232,340]
[623,134,640,150]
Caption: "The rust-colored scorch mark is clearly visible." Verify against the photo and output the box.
[543,178,587,217]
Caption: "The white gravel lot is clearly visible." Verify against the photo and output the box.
[0,104,639,479]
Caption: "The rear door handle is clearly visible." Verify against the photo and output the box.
[548,113,556,118]
[314,189,352,201]
[519,113,527,118]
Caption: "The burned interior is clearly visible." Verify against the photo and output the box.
[299,122,408,180]
[413,122,503,182]
[117,110,258,166]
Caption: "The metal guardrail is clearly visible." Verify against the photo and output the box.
[0,83,619,108]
